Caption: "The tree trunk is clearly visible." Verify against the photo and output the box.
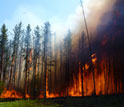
[81,64,84,96]
[24,48,28,98]
[1,50,3,81]
[17,53,22,91]
[44,55,47,98]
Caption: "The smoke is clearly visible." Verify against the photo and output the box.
[53,0,117,45]
[80,1,116,35]
[64,0,116,34]
[76,0,116,33]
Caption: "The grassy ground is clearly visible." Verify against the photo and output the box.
[0,95,124,107]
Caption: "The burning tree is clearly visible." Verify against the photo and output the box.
[42,22,52,98]
[23,24,32,98]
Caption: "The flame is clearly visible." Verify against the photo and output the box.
[0,88,31,98]
[91,54,97,64]
[69,70,82,96]
[46,71,60,98]
[26,94,30,98]
[46,92,60,98]
[83,63,89,71]
[0,88,23,98]
[67,53,122,97]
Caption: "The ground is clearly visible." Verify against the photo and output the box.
[0,95,124,107]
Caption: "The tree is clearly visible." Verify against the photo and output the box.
[42,22,52,98]
[34,26,41,78]
[5,40,12,89]
[17,30,24,91]
[12,22,23,88]
[0,24,8,81]
[54,33,57,89]
[64,29,72,96]
[32,25,41,97]
[78,32,86,96]
[24,24,32,97]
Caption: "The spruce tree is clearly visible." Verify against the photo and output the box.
[0,24,8,81]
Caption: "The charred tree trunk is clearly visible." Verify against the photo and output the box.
[17,54,22,91]
[80,64,84,96]
[59,45,63,94]
[24,48,28,98]
[43,42,47,99]
[54,34,57,89]
[38,57,40,81]
[103,63,106,94]
[44,55,47,98]
[9,64,13,90]
[40,56,44,92]
[13,55,17,89]
[1,50,4,81]
[54,54,57,90]
[92,64,96,95]
[32,57,37,98]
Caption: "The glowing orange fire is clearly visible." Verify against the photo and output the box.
[26,94,30,98]
[91,54,97,64]
[46,71,60,98]
[69,70,82,96]
[0,88,23,98]
[0,88,31,98]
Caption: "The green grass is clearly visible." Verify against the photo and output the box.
[0,95,124,107]
[0,99,60,107]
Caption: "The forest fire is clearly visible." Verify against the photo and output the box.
[0,0,123,100]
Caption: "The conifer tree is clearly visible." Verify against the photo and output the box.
[0,24,8,81]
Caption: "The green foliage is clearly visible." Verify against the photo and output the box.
[0,24,8,49]
[0,24,8,81]
[0,99,60,107]
[13,22,23,56]
[0,24,8,54]
[25,24,31,47]
[0,81,5,95]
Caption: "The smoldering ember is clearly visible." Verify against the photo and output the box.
[0,0,124,100]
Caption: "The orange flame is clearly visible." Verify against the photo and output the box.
[69,70,82,96]
[91,54,97,64]
[0,88,23,98]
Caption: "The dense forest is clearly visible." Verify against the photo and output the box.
[0,0,124,98]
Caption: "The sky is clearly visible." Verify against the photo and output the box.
[0,0,116,41]
[0,0,79,28]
